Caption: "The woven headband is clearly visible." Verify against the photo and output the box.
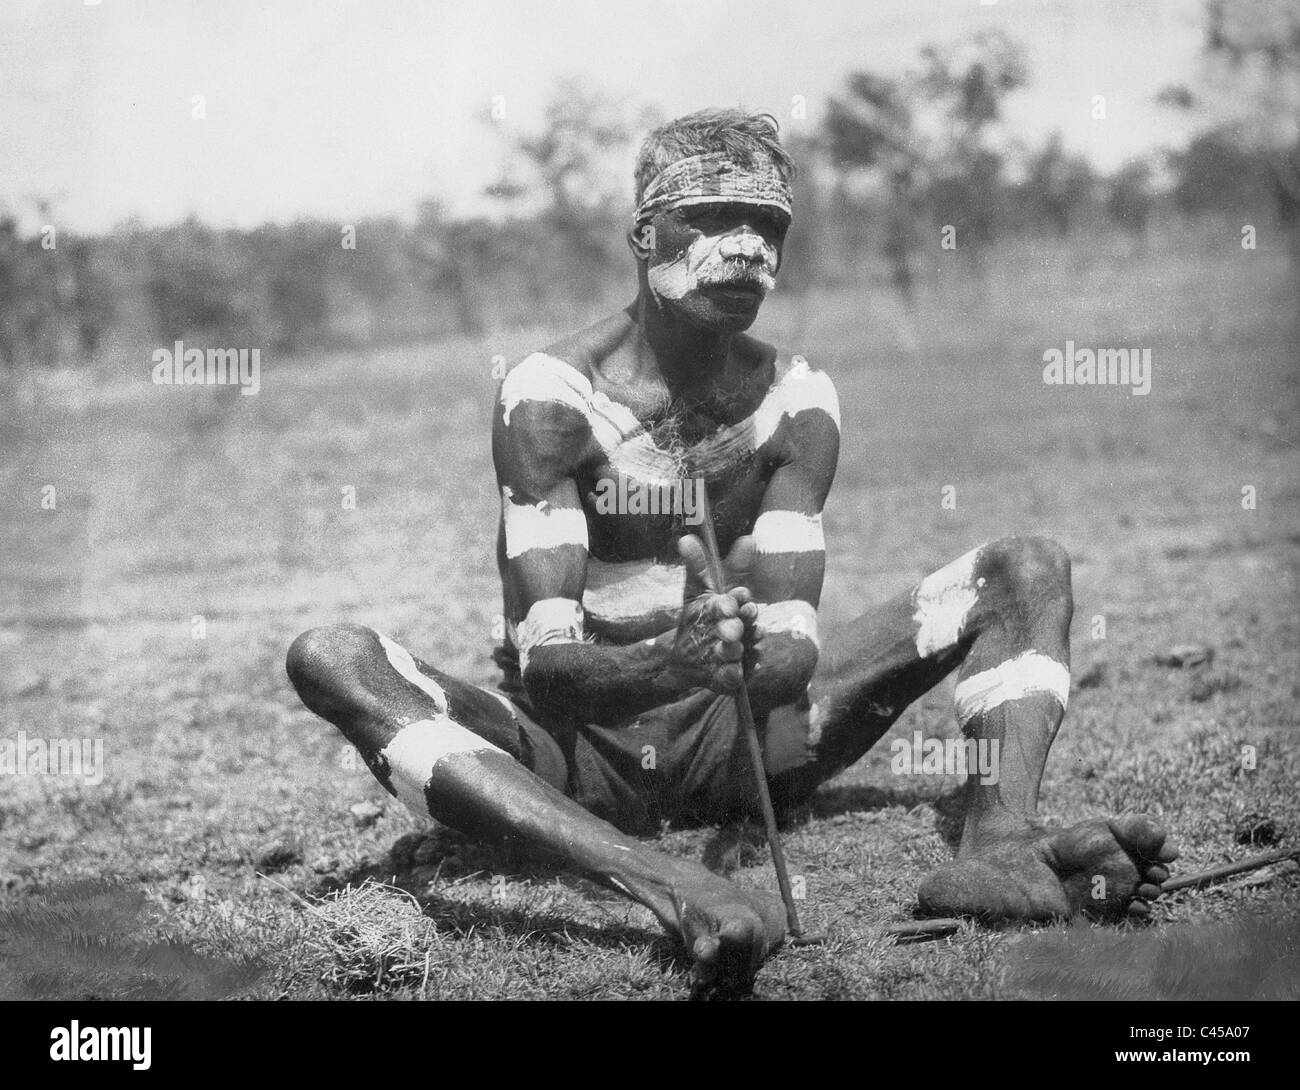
[634,152,793,226]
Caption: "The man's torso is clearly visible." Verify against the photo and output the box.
[495,311,808,651]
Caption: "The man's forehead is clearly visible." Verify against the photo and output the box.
[634,151,793,227]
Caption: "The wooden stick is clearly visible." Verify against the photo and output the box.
[695,489,808,940]
[886,847,1300,943]
[886,918,962,942]
[1159,847,1299,893]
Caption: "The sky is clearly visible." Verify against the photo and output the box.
[0,0,1209,233]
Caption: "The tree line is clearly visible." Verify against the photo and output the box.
[2,3,1294,370]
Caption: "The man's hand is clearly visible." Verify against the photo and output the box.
[669,534,759,694]
[742,609,820,709]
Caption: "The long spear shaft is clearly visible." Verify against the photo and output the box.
[695,488,810,940]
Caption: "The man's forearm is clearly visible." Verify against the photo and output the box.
[523,629,818,724]
[522,632,699,723]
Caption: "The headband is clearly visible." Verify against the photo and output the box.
[634,152,793,226]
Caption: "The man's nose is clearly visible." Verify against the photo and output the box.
[717,230,770,262]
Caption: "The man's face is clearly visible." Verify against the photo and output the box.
[641,202,790,333]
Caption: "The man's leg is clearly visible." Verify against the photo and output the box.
[773,536,1176,922]
[286,622,786,994]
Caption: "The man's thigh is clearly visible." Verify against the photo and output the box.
[766,578,969,807]
[348,627,572,795]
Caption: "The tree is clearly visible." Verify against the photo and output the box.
[822,30,1030,290]
[1106,159,1156,243]
[489,81,656,300]
[1160,0,1300,265]
[1021,134,1098,237]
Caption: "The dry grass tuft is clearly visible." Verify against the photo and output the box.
[289,879,442,996]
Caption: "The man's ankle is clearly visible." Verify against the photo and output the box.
[958,810,1040,853]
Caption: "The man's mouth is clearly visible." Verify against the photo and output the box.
[700,279,767,303]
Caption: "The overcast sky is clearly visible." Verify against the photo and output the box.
[0,0,1207,233]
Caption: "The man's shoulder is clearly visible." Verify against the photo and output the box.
[756,346,841,430]
[542,311,632,375]
[498,313,633,423]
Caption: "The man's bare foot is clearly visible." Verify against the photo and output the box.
[917,814,1179,924]
[666,864,788,999]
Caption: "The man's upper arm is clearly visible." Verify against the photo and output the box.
[749,358,841,647]
[493,354,594,674]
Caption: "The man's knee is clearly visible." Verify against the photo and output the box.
[285,622,376,696]
[979,536,1072,611]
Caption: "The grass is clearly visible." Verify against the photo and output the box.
[1,235,1298,999]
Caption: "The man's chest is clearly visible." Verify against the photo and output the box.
[573,381,781,562]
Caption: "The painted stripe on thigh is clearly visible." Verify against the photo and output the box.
[912,545,986,657]
[380,717,506,818]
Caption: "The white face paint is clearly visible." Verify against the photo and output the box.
[648,227,778,303]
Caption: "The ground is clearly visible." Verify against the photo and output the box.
[2,235,1297,999]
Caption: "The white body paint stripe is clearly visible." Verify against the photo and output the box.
[499,357,682,485]
[753,510,824,554]
[704,356,841,466]
[912,545,986,657]
[756,599,820,648]
[479,687,518,718]
[377,632,448,711]
[953,652,1071,726]
[689,417,761,476]
[500,353,591,426]
[502,485,588,558]
[381,717,504,818]
[806,701,825,747]
[499,353,839,484]
[587,389,642,455]
[604,432,682,483]
[515,597,584,674]
[782,363,841,429]
[583,558,685,624]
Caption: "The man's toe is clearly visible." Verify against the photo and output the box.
[1108,814,1168,860]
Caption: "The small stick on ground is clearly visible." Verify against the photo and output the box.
[886,846,1300,943]
[1158,847,1299,894]
[887,918,963,943]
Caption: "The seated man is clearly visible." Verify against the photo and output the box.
[287,108,1177,997]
